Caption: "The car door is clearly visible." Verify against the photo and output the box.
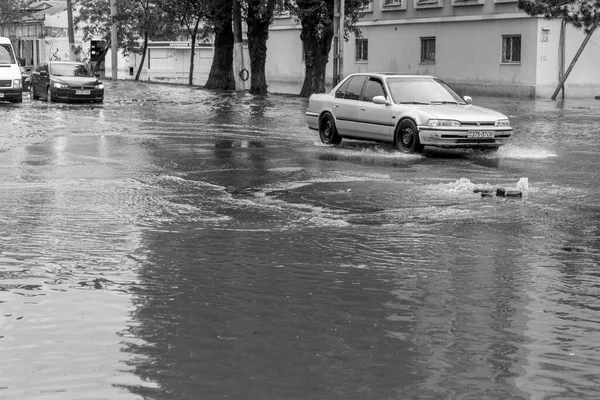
[31,63,47,94]
[357,77,393,142]
[331,75,367,137]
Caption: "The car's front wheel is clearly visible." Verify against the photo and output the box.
[319,113,342,145]
[395,119,423,153]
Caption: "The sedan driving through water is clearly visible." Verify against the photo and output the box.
[306,73,513,153]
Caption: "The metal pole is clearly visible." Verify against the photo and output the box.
[111,0,118,79]
[333,0,339,85]
[339,0,345,82]
[551,18,599,100]
[67,0,75,60]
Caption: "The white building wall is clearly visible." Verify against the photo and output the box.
[266,0,600,97]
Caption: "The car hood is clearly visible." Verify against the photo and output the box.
[52,76,100,86]
[416,104,507,122]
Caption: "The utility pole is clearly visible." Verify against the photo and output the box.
[67,0,75,60]
[333,0,345,86]
[111,0,117,79]
[339,0,344,83]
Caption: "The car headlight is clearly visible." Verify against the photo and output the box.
[95,83,104,90]
[427,119,461,127]
[13,79,22,89]
[53,82,69,89]
[495,119,510,127]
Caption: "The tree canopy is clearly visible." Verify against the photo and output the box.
[0,0,33,27]
[518,0,600,31]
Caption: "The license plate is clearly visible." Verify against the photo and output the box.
[75,90,90,95]
[468,131,495,138]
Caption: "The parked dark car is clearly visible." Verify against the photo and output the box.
[20,66,31,92]
[30,61,104,103]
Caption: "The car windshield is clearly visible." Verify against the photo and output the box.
[0,44,15,64]
[50,63,95,77]
[386,77,466,105]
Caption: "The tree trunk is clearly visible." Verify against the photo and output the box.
[135,31,149,81]
[205,0,235,90]
[246,1,274,95]
[189,18,200,86]
[299,20,334,97]
[94,45,110,73]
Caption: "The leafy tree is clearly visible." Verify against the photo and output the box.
[162,0,209,85]
[0,0,33,27]
[75,0,138,72]
[518,0,600,31]
[76,0,180,80]
[288,0,370,97]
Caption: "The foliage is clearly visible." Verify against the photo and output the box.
[286,0,371,41]
[0,0,33,26]
[518,0,600,31]
[75,0,181,55]
[75,0,138,55]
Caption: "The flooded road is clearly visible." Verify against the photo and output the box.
[1,81,599,399]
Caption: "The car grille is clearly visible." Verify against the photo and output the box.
[70,85,95,90]
[0,80,11,88]
[460,122,496,126]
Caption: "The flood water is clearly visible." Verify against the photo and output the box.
[1,81,599,399]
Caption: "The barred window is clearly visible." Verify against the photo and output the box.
[420,37,435,63]
[502,35,521,63]
[356,39,368,62]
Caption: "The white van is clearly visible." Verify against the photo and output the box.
[0,37,23,103]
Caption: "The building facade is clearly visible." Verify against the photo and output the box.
[267,0,600,98]
[1,1,88,71]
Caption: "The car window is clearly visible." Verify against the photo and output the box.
[0,44,15,64]
[361,79,385,102]
[335,79,351,99]
[387,77,466,104]
[50,63,95,77]
[344,76,367,101]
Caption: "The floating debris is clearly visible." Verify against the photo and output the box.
[496,188,523,198]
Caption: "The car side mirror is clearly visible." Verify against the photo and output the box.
[40,71,47,76]
[463,96,473,105]
[373,95,389,105]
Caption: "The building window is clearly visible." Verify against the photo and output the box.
[356,39,368,62]
[502,35,521,63]
[420,37,435,63]
[383,0,402,5]
[360,0,373,12]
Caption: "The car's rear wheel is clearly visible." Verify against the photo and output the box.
[46,87,53,103]
[30,85,38,100]
[319,113,342,145]
[395,119,423,153]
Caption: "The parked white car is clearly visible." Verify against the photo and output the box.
[306,73,513,153]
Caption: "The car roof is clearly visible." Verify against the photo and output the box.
[346,72,436,79]
[48,61,85,65]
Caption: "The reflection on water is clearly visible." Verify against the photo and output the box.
[1,81,600,399]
